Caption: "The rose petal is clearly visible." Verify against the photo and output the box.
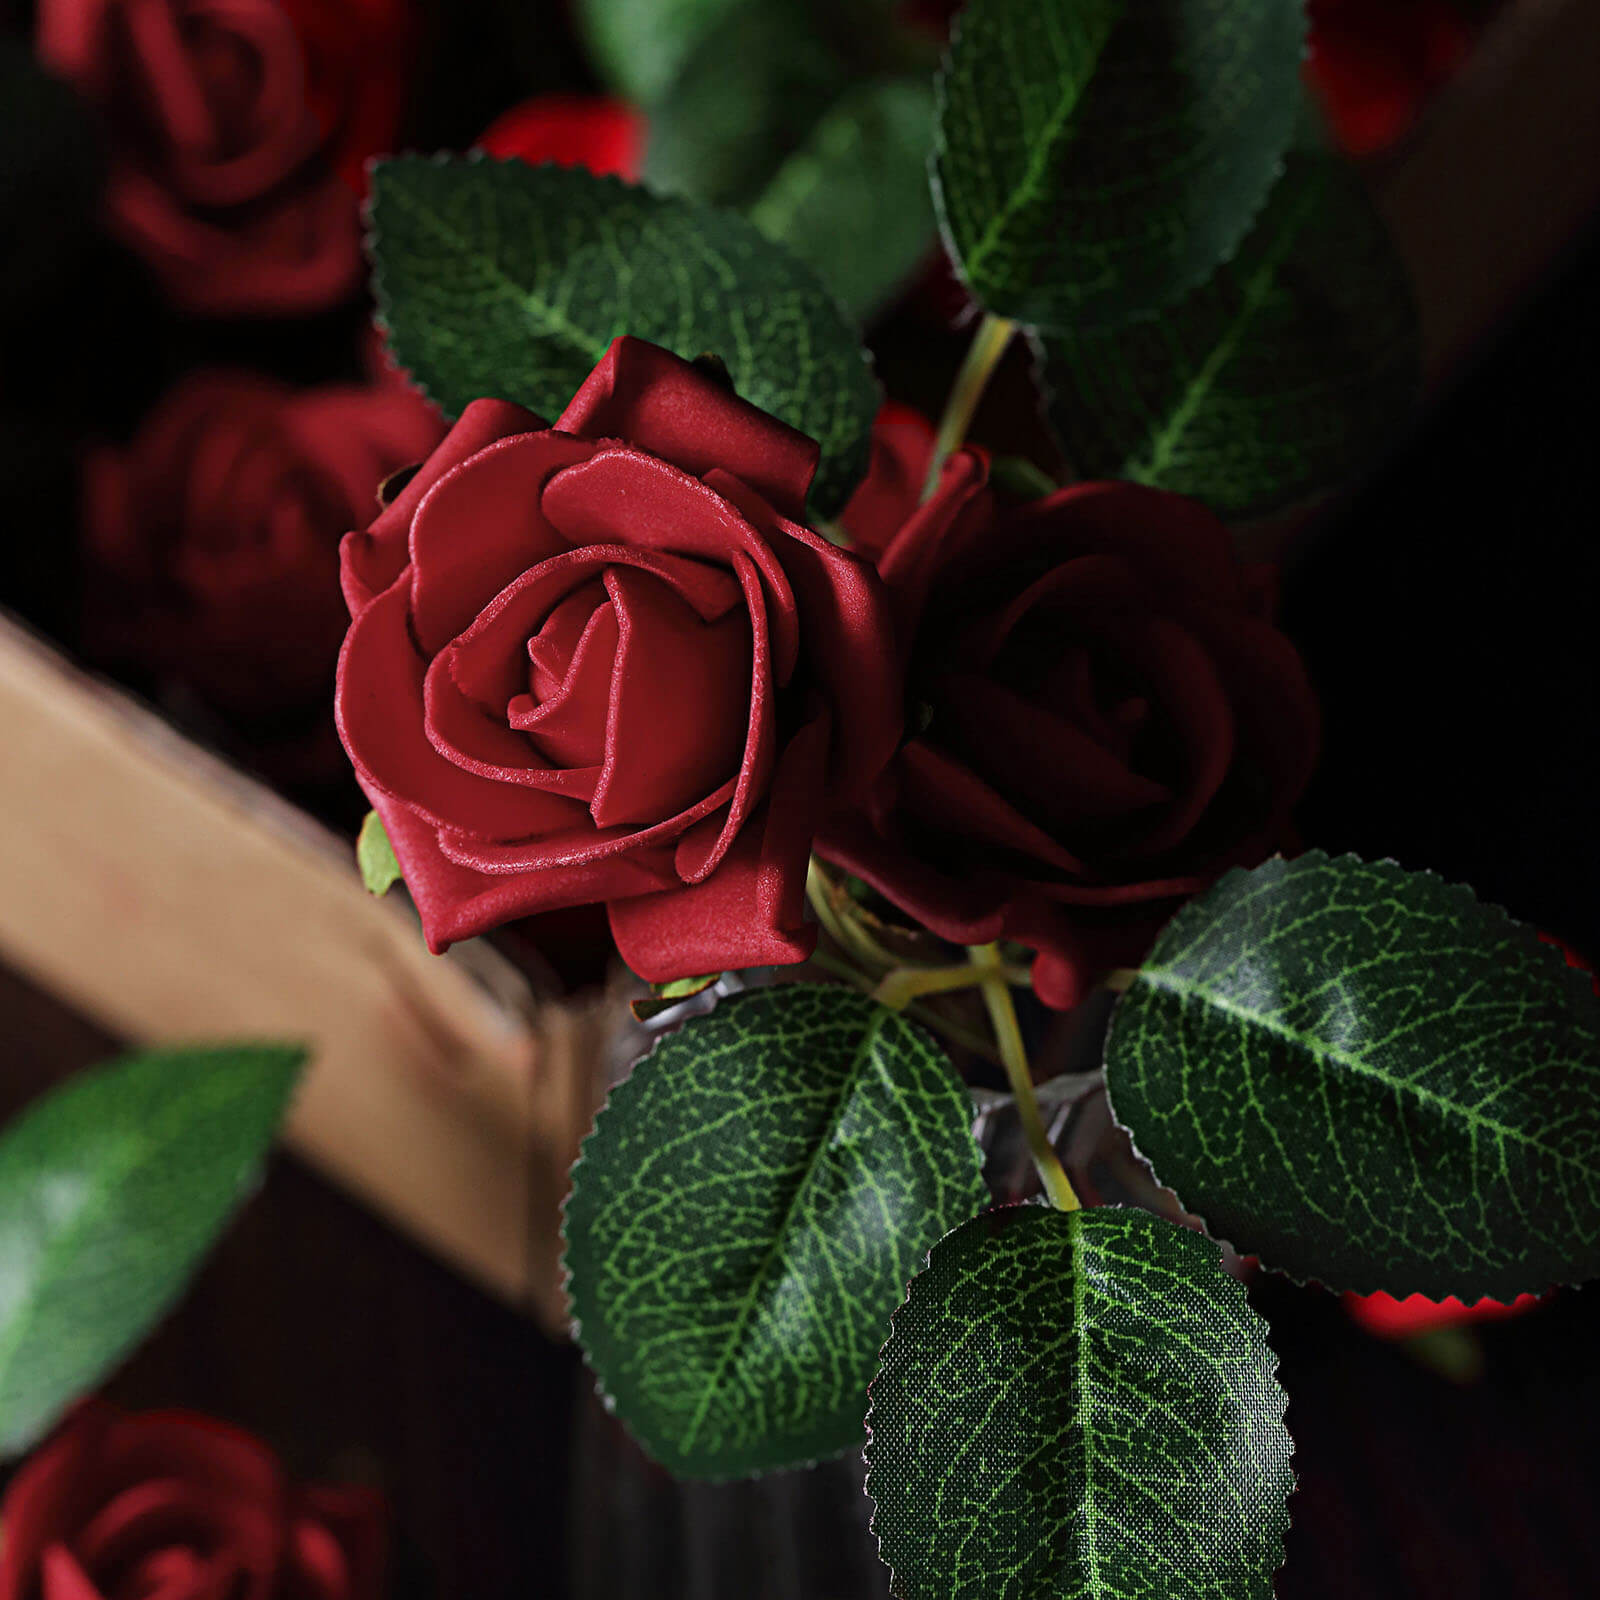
[540,450,795,673]
[477,95,646,182]
[608,714,833,979]
[40,1545,105,1600]
[341,398,544,615]
[704,469,901,802]
[592,565,753,828]
[408,432,593,654]
[509,598,618,769]
[554,337,818,520]
[839,404,937,559]
[336,576,588,838]
[876,449,992,642]
[937,672,1171,832]
[436,778,737,875]
[368,790,676,953]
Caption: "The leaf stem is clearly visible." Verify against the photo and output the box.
[966,943,1081,1211]
[922,312,1019,501]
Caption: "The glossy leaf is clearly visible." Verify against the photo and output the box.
[0,1044,305,1455]
[866,1205,1292,1599]
[1106,853,1600,1297]
[564,985,987,1478]
[357,809,402,896]
[1044,155,1420,517]
[370,155,879,517]
[750,78,939,322]
[934,0,1305,330]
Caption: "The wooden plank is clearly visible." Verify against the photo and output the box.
[0,616,601,1333]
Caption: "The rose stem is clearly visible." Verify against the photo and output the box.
[967,943,1081,1211]
[806,947,1003,1066]
[921,311,1020,502]
[872,962,1031,1011]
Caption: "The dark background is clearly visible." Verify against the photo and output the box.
[4,0,1600,1593]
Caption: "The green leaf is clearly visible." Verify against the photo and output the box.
[356,809,402,896]
[1105,853,1600,1298]
[564,984,988,1478]
[750,78,939,322]
[866,1205,1292,1599]
[933,0,1306,331]
[630,973,721,1022]
[370,155,879,518]
[0,1044,305,1455]
[1043,154,1420,518]
[574,0,746,105]
[642,3,848,209]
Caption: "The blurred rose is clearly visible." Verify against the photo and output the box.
[477,94,645,181]
[276,0,419,194]
[83,369,443,723]
[36,0,364,315]
[1307,0,1475,156]
[0,1402,385,1600]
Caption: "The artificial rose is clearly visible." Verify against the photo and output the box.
[335,337,899,979]
[820,454,1319,1010]
[0,1403,385,1600]
[275,0,418,195]
[477,94,645,182]
[83,370,444,722]
[1306,0,1475,155]
[35,0,363,315]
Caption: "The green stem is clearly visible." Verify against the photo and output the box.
[921,312,1019,502]
[807,948,1002,1067]
[967,943,1081,1211]
[873,961,1030,1011]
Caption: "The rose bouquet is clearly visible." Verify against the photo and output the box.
[327,2,1598,1595]
[0,1,1596,1597]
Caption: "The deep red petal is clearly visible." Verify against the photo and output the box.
[554,337,819,520]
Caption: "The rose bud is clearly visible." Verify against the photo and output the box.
[35,0,363,316]
[0,1402,385,1600]
[335,337,900,980]
[83,370,445,725]
[820,452,1320,1010]
[477,94,646,182]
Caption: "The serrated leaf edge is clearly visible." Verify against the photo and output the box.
[1102,848,1600,1299]
[860,1203,1294,1600]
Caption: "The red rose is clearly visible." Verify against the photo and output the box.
[335,337,899,979]
[0,1403,385,1600]
[83,370,444,722]
[820,454,1319,1009]
[275,0,419,196]
[36,0,363,315]
[477,94,645,182]
[1306,0,1474,156]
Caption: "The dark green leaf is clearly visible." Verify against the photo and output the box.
[1043,155,1420,517]
[564,985,987,1477]
[750,79,939,322]
[356,809,402,896]
[1105,853,1600,1298]
[0,1044,305,1455]
[866,1205,1292,1599]
[934,0,1306,331]
[573,0,745,105]
[643,4,848,209]
[370,155,879,518]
